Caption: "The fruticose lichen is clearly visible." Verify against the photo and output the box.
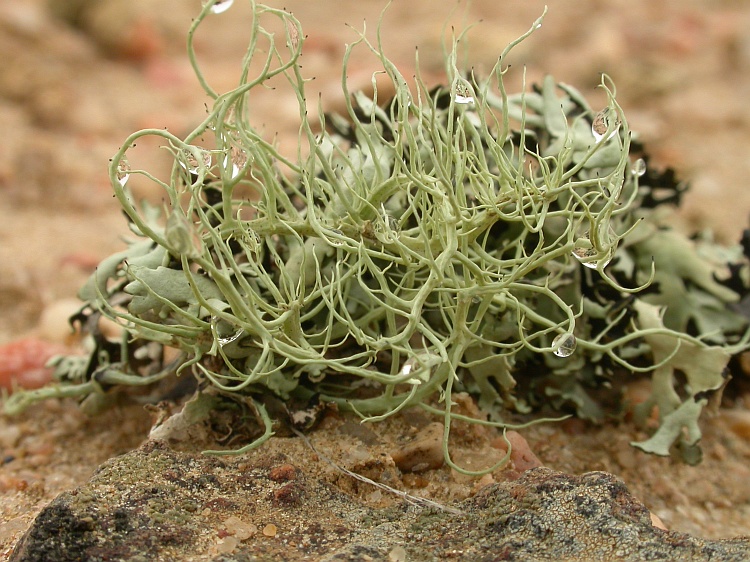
[6,1,750,468]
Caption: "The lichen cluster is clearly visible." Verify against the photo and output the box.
[6,1,750,468]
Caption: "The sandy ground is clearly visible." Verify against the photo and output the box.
[2,0,750,557]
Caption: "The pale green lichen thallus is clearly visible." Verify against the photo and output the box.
[7,1,750,471]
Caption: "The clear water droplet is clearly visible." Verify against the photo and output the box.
[631,158,647,177]
[454,83,475,105]
[400,358,416,377]
[591,107,620,143]
[573,230,596,268]
[552,333,577,358]
[212,316,244,346]
[573,248,613,269]
[572,246,599,269]
[223,147,249,179]
[207,0,233,14]
[179,147,211,174]
[572,230,614,269]
[285,17,300,51]
[375,204,400,240]
[116,158,130,186]
[219,329,243,346]
[398,351,441,384]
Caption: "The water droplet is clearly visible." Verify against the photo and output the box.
[116,158,130,186]
[454,83,475,105]
[400,358,416,377]
[631,158,647,177]
[179,147,212,174]
[211,316,244,346]
[552,333,576,358]
[572,246,599,269]
[285,17,300,51]
[219,329,243,346]
[572,231,614,269]
[398,351,441,384]
[591,107,620,143]
[573,248,613,269]
[375,204,400,239]
[223,147,249,179]
[207,0,233,14]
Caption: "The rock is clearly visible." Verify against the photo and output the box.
[10,441,750,561]
[0,338,68,391]
[221,515,256,540]
[391,422,445,473]
[490,430,544,473]
[37,298,82,345]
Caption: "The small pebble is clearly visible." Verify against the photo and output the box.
[490,431,543,473]
[268,464,297,482]
[25,453,53,469]
[391,422,444,473]
[0,338,68,391]
[215,536,239,554]
[472,473,495,495]
[223,515,257,540]
[0,475,29,493]
[38,298,81,345]
[262,523,277,537]
[98,314,125,341]
[650,511,668,530]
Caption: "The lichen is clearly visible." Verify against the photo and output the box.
[6,1,750,468]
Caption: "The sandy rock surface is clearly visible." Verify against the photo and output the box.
[8,440,750,562]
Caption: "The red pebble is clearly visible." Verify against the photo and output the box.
[491,430,544,473]
[0,338,67,391]
[268,464,297,482]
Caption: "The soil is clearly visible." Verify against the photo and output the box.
[2,0,750,558]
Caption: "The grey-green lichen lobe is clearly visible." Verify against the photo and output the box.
[11,442,750,561]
